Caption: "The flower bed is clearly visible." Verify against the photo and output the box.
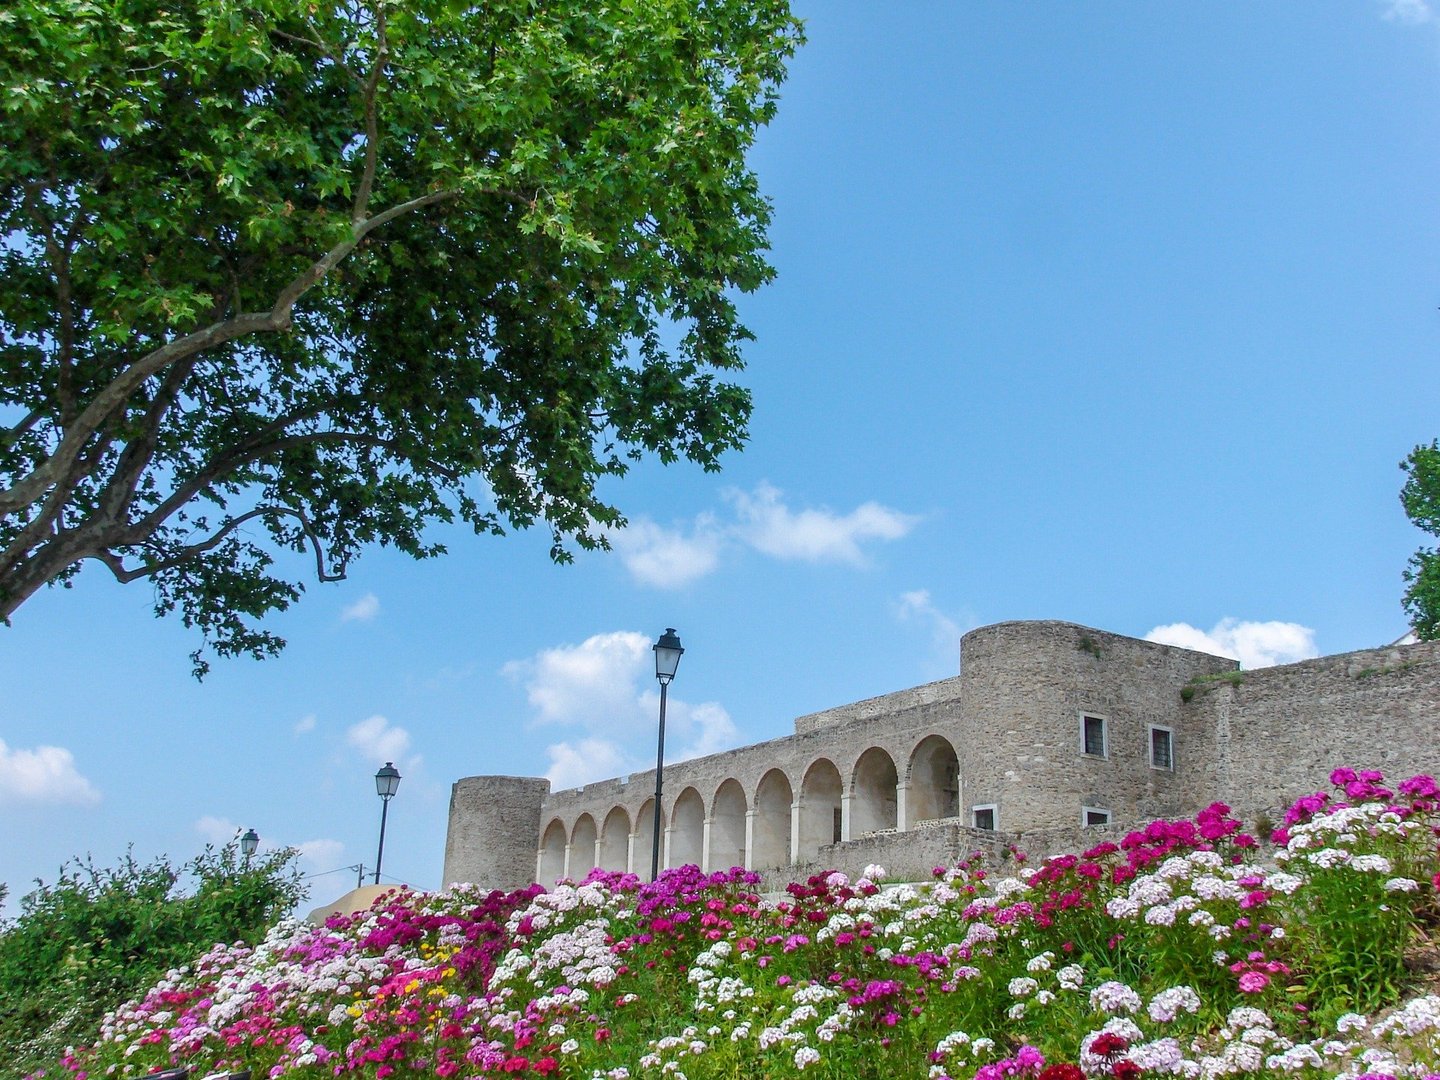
[49,769,1440,1079]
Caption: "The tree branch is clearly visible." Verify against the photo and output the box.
[92,504,346,584]
[0,187,462,520]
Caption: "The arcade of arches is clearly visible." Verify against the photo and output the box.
[536,736,961,883]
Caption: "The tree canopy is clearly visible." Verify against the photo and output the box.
[0,0,802,673]
[1401,440,1440,639]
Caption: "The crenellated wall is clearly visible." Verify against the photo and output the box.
[442,621,1440,891]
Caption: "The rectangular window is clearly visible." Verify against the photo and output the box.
[1084,807,1111,827]
[972,805,997,831]
[1150,725,1174,770]
[1081,713,1108,758]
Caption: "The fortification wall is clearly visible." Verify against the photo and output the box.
[1177,638,1440,817]
[442,620,1440,893]
[955,622,1236,833]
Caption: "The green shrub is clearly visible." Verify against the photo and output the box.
[0,842,303,1080]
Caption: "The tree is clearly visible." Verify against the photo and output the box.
[1401,440,1440,639]
[0,841,304,1077]
[0,0,803,673]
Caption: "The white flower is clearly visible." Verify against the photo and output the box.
[1008,977,1039,997]
[793,1046,820,1069]
[1090,981,1141,1014]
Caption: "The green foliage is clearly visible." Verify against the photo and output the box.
[1180,669,1245,702]
[1402,440,1440,639]
[0,0,803,675]
[0,842,304,1080]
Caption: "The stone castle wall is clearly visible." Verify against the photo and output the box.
[441,620,1440,891]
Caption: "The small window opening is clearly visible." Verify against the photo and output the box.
[973,805,997,831]
[1150,726,1174,770]
[1084,807,1111,827]
[1082,714,1107,757]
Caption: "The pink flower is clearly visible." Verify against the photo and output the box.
[1237,970,1270,993]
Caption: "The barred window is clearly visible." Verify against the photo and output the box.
[1150,726,1174,770]
[1081,714,1108,758]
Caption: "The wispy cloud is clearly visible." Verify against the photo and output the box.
[195,816,347,876]
[896,589,971,676]
[728,483,918,564]
[345,714,414,767]
[293,713,317,736]
[340,593,380,622]
[0,738,100,806]
[543,738,632,791]
[606,516,724,588]
[507,631,739,790]
[608,482,918,589]
[1380,0,1436,26]
[1144,618,1318,669]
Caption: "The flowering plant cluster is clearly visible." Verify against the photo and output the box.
[46,769,1440,1079]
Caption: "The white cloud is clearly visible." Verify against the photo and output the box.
[607,516,723,589]
[663,698,741,762]
[510,631,738,790]
[1381,0,1435,25]
[727,483,918,565]
[1144,618,1318,669]
[340,593,380,622]
[346,714,413,766]
[503,631,652,730]
[0,738,100,806]
[295,838,346,876]
[605,483,917,588]
[293,713,317,736]
[896,589,967,674]
[195,814,242,846]
[543,738,633,790]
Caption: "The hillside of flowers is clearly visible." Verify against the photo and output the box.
[48,768,1440,1080]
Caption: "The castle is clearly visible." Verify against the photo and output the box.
[442,620,1440,891]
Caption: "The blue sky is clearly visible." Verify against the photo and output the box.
[3,2,1438,912]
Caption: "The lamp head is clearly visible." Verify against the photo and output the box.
[653,628,684,685]
[375,762,401,799]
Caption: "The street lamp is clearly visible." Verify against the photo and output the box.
[240,828,259,863]
[373,762,401,886]
[649,628,684,881]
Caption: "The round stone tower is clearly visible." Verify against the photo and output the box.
[443,775,550,891]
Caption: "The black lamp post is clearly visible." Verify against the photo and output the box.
[373,762,401,885]
[649,628,684,881]
[240,828,259,863]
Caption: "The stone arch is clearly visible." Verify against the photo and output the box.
[752,768,793,869]
[539,818,567,885]
[570,813,598,877]
[908,734,960,825]
[710,779,747,871]
[669,787,705,868]
[634,798,660,877]
[598,806,631,872]
[798,758,843,862]
[850,747,899,837]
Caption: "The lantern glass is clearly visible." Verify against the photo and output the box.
[653,628,684,684]
[240,829,259,857]
[375,762,401,799]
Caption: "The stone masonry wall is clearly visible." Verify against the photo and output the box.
[441,621,1440,892]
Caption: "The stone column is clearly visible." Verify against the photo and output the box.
[626,830,638,876]
[563,843,572,881]
[790,799,802,864]
[744,809,757,871]
[896,781,912,831]
[840,792,854,842]
[701,816,714,873]
[663,826,675,870]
